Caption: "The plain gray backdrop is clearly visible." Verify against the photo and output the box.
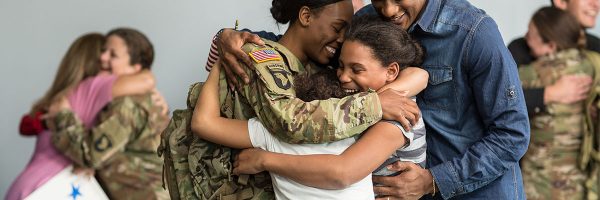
[1,0,598,196]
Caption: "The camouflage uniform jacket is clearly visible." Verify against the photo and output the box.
[51,94,169,200]
[182,39,383,199]
[219,39,383,144]
[519,49,600,200]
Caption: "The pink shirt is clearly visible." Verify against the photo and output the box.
[6,75,117,200]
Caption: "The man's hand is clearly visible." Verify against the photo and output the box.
[216,29,265,90]
[373,161,434,200]
[545,74,592,104]
[233,148,268,175]
[378,89,420,131]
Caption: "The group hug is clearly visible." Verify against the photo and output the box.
[7,0,600,199]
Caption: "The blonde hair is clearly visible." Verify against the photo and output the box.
[30,33,105,115]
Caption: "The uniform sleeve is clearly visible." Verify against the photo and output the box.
[238,46,383,144]
[50,110,90,167]
[205,29,281,72]
[51,98,145,169]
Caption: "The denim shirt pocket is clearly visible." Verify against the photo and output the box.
[421,65,454,110]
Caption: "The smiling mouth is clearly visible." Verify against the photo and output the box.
[343,88,359,93]
[584,9,599,18]
[390,12,406,26]
[326,46,336,55]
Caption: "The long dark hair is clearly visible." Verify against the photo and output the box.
[30,33,105,115]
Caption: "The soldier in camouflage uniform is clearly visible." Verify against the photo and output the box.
[51,28,169,200]
[181,0,416,199]
[519,7,600,200]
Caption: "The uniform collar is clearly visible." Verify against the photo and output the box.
[263,39,304,73]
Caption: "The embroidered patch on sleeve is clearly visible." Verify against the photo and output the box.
[267,65,292,90]
[249,48,282,63]
[94,133,113,152]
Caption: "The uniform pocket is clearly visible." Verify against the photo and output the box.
[421,65,455,110]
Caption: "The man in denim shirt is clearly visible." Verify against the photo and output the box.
[210,0,530,199]
[355,0,530,199]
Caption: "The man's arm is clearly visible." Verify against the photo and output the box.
[430,17,530,199]
[51,98,143,168]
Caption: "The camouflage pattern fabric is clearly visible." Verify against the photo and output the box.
[52,94,169,200]
[160,39,386,199]
[519,49,600,200]
[219,39,383,144]
[159,82,274,200]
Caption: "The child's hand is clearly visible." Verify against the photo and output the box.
[233,148,268,175]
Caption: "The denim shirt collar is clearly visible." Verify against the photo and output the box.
[409,0,442,33]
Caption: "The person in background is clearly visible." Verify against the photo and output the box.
[518,6,600,200]
[508,0,600,115]
[6,33,159,200]
[50,28,169,200]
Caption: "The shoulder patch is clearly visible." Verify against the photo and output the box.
[94,133,113,152]
[266,64,292,90]
[249,48,282,63]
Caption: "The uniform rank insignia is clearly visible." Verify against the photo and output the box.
[249,48,282,63]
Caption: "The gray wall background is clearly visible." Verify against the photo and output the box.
[1,0,598,196]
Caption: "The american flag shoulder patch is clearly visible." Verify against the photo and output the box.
[248,48,282,63]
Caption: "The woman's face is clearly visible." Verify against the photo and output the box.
[525,22,555,58]
[304,0,354,65]
[100,46,110,70]
[564,0,599,28]
[338,40,391,92]
[104,35,140,76]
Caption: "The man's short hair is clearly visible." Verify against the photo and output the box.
[107,28,154,69]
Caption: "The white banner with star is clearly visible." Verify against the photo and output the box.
[25,165,108,200]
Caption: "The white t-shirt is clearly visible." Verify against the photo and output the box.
[248,118,374,200]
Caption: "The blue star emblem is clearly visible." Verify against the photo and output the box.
[70,183,82,200]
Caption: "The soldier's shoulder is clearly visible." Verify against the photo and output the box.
[243,39,286,66]
[241,38,277,52]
